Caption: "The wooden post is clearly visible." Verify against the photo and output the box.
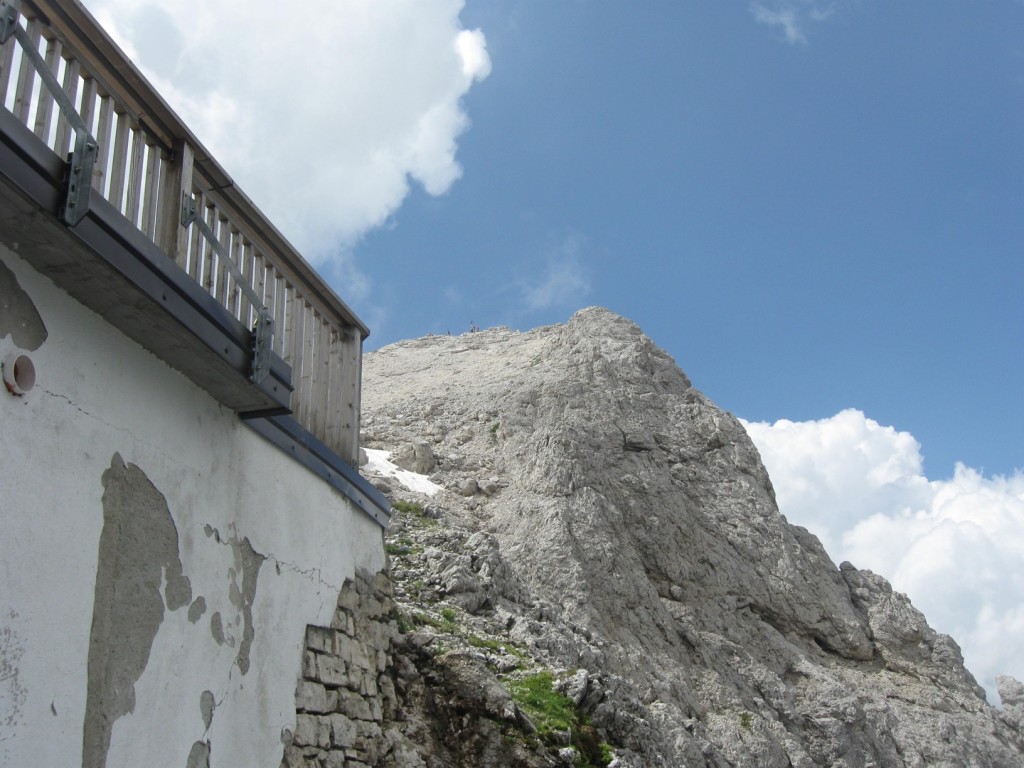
[157,139,193,266]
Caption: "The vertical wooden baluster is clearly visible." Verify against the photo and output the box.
[54,56,80,156]
[299,303,316,426]
[282,284,297,369]
[13,19,41,125]
[186,188,205,281]
[0,19,17,107]
[123,125,144,225]
[263,264,277,333]
[315,318,331,440]
[289,299,307,418]
[140,140,161,239]
[107,108,129,211]
[239,240,255,327]
[214,213,230,306]
[78,75,97,138]
[201,202,217,296]
[227,229,243,319]
[32,35,59,141]
[91,93,113,195]
[272,273,286,356]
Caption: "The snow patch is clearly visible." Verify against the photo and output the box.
[364,448,442,496]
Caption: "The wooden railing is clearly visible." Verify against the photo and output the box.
[0,0,367,464]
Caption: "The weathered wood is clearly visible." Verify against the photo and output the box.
[336,329,362,463]
[186,188,205,280]
[90,92,113,193]
[123,125,144,225]
[140,140,160,238]
[314,317,330,436]
[106,108,129,209]
[77,75,97,138]
[201,201,217,293]
[13,19,41,124]
[53,54,78,156]
[157,138,193,265]
[0,28,17,105]
[299,303,316,426]
[31,35,58,140]
[216,214,232,307]
[285,283,302,367]
[227,226,243,318]
[272,272,286,356]
[239,239,254,326]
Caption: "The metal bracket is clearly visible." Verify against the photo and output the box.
[181,192,275,383]
[1,2,97,225]
[0,3,19,43]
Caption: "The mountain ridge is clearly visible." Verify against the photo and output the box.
[356,307,1023,767]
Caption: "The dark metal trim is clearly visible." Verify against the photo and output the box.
[244,414,391,528]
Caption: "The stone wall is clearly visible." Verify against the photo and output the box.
[283,570,403,768]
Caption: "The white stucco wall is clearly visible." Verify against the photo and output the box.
[0,245,385,767]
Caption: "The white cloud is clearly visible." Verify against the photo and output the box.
[82,0,490,266]
[742,409,1024,704]
[750,1,841,44]
[522,235,593,312]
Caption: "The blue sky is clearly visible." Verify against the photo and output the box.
[87,0,1023,701]
[356,1,1023,479]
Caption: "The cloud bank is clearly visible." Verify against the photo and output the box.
[82,0,490,267]
[742,409,1024,703]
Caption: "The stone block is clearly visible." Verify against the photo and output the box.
[329,712,357,748]
[337,586,360,612]
[295,681,329,714]
[337,688,372,721]
[306,626,334,654]
[302,650,318,680]
[317,653,348,687]
[293,714,321,747]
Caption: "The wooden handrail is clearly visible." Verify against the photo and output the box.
[0,0,366,464]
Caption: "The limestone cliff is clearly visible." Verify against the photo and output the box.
[350,308,1022,767]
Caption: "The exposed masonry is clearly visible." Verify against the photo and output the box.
[281,570,402,768]
[0,259,47,350]
[84,454,193,768]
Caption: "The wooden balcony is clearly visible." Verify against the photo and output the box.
[0,0,369,468]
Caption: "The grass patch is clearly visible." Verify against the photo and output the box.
[392,499,424,515]
[507,672,612,767]
[740,711,752,731]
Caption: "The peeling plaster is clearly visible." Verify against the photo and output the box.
[210,613,225,646]
[200,690,215,731]
[185,740,210,768]
[188,597,207,624]
[0,260,47,350]
[228,537,264,676]
[83,454,193,768]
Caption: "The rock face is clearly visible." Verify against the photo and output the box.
[357,308,1023,767]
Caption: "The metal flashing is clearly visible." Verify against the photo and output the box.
[244,414,391,528]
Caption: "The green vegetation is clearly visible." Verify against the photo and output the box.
[507,671,612,767]
[391,499,424,515]
[489,422,500,434]
[740,711,753,731]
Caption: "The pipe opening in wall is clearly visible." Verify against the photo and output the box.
[3,352,36,395]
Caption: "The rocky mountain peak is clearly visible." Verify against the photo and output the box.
[357,308,1023,767]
